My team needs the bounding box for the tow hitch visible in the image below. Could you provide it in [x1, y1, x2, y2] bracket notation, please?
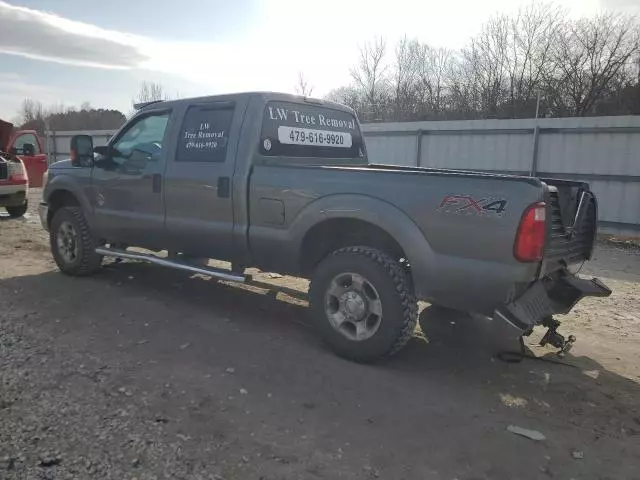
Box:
[539, 316, 576, 358]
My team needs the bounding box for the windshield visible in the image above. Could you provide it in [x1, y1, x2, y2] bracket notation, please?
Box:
[260, 101, 366, 161]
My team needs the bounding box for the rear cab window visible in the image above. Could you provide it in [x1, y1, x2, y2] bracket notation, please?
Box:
[260, 101, 366, 163]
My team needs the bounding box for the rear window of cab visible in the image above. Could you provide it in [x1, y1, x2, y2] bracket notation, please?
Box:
[260, 101, 365, 159]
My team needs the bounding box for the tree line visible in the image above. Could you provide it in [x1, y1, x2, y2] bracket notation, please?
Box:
[15, 81, 173, 136]
[17, 99, 126, 135]
[324, 3, 640, 122]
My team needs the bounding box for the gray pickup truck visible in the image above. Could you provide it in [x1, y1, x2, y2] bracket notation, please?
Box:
[39, 92, 611, 362]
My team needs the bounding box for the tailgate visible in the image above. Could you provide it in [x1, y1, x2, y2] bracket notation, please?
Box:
[542, 178, 597, 271]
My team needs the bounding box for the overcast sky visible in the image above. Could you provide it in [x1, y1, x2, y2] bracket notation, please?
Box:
[0, 0, 637, 121]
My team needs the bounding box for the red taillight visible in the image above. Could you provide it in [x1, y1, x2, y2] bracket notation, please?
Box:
[514, 202, 546, 262]
[7, 161, 28, 184]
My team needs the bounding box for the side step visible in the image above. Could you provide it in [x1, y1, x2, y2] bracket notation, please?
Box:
[95, 247, 246, 283]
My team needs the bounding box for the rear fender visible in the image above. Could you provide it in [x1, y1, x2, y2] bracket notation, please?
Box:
[289, 194, 436, 299]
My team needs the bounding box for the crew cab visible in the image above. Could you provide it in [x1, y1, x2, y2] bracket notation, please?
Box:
[38, 92, 611, 362]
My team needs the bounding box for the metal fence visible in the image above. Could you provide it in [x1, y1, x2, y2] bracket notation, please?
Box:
[363, 115, 640, 236]
[46, 115, 640, 236]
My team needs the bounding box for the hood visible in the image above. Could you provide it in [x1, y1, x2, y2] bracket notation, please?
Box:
[0, 118, 13, 151]
[49, 158, 74, 169]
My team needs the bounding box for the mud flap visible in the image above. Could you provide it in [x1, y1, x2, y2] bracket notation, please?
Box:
[495, 275, 612, 332]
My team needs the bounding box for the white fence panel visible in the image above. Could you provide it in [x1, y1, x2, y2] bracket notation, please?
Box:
[45, 129, 115, 164]
[362, 116, 640, 236]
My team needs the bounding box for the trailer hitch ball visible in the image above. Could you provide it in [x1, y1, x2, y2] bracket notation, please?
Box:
[540, 317, 576, 358]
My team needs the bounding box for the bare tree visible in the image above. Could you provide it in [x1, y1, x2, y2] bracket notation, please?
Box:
[295, 71, 314, 97]
[325, 86, 365, 117]
[548, 13, 639, 116]
[351, 37, 389, 121]
[463, 13, 511, 117]
[505, 2, 563, 117]
[416, 46, 455, 118]
[18, 99, 46, 134]
[134, 81, 169, 105]
[392, 37, 418, 119]
[336, 2, 640, 121]
[19, 99, 45, 124]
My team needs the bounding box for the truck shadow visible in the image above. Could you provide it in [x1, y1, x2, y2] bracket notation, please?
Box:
[2, 262, 639, 440]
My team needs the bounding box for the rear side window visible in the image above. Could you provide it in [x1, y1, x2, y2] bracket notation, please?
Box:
[177, 103, 235, 162]
[260, 101, 364, 159]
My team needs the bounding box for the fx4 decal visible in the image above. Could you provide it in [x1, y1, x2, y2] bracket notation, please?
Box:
[438, 195, 508, 217]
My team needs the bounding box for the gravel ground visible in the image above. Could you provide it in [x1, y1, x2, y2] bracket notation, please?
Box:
[0, 190, 639, 480]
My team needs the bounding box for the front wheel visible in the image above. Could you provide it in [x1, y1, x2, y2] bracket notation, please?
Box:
[6, 202, 28, 218]
[50, 207, 103, 276]
[308, 246, 418, 363]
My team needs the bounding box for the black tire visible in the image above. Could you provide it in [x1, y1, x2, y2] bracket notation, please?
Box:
[308, 246, 418, 363]
[6, 202, 28, 218]
[50, 207, 103, 276]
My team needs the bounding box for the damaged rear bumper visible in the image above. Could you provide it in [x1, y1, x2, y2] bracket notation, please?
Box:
[494, 273, 612, 331]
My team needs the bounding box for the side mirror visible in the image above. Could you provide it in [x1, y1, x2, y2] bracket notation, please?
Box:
[70, 135, 94, 167]
[22, 143, 35, 156]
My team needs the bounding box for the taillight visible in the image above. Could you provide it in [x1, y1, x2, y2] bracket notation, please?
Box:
[7, 161, 28, 184]
[514, 202, 546, 262]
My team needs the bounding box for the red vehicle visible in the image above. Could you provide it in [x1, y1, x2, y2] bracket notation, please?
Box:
[0, 118, 48, 188]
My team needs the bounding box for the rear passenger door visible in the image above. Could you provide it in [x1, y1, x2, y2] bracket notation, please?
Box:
[164, 99, 244, 260]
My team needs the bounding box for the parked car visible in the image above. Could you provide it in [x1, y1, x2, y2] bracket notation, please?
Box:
[37, 92, 611, 362]
[0, 118, 48, 188]
[0, 150, 29, 217]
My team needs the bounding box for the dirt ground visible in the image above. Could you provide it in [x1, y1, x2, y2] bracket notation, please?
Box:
[1, 190, 639, 480]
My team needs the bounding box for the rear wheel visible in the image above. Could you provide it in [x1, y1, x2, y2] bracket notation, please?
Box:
[309, 246, 418, 363]
[6, 202, 28, 218]
[50, 207, 103, 276]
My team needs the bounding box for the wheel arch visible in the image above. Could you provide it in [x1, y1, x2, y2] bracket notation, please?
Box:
[291, 194, 436, 296]
[44, 176, 91, 229]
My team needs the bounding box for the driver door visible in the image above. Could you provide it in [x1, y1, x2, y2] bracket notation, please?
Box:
[91, 109, 173, 248]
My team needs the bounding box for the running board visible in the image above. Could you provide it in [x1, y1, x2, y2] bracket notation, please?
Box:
[95, 247, 246, 283]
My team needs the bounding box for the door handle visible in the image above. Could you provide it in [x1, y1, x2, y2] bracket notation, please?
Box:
[152, 173, 162, 193]
[218, 177, 230, 198]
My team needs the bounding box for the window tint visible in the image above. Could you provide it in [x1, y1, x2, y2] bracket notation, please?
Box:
[14, 133, 40, 154]
[177, 104, 235, 163]
[260, 101, 364, 159]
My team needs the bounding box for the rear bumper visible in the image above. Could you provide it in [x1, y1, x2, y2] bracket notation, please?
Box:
[495, 273, 612, 331]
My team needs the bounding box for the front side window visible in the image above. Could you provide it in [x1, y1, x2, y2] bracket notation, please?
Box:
[14, 133, 40, 155]
[111, 112, 170, 168]
[260, 101, 365, 159]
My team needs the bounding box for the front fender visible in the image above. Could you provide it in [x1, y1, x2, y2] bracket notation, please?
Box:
[288, 194, 437, 300]
[43, 173, 93, 220]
